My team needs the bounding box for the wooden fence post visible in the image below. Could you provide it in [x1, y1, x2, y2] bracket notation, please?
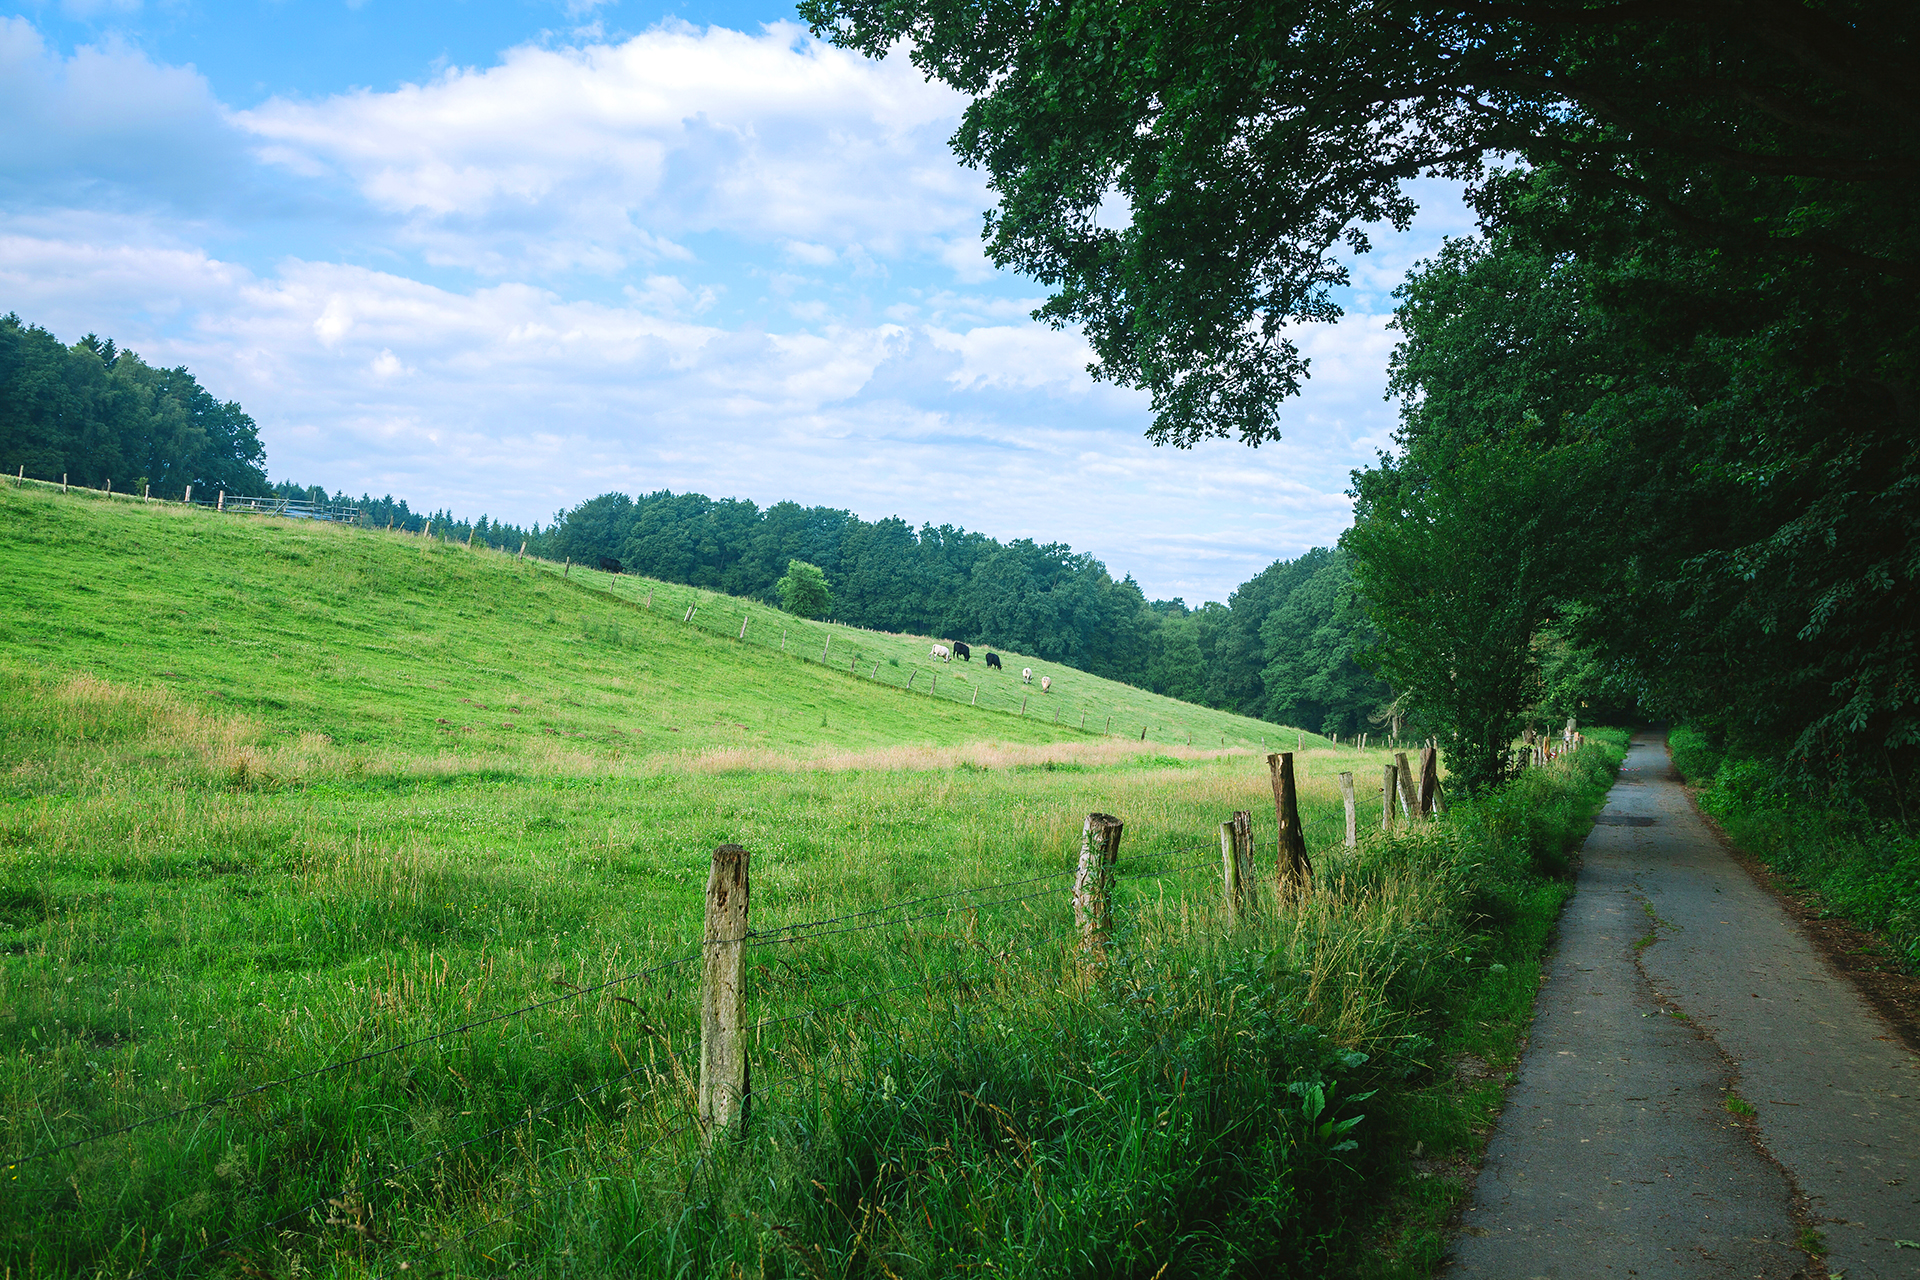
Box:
[930, 674, 938, 696]
[1394, 752, 1420, 820]
[821, 635, 831, 662]
[781, 629, 787, 651]
[1105, 715, 1111, 734]
[1381, 765, 1397, 831]
[183, 483, 192, 504]
[105, 478, 111, 497]
[1220, 810, 1256, 923]
[1140, 725, 1147, 741]
[643, 588, 652, 607]
[519, 540, 527, 558]
[971, 685, 979, 706]
[1020, 694, 1028, 714]
[1297, 732, 1303, 752]
[1339, 771, 1357, 848]
[850, 653, 859, 673]
[739, 615, 749, 640]
[1267, 753, 1314, 893]
[1079, 711, 1086, 730]
[684, 605, 696, 623]
[217, 491, 225, 511]
[62, 473, 68, 492]
[466, 529, 473, 547]
[700, 843, 750, 1140]
[143, 483, 149, 502]
[873, 659, 881, 679]
[1417, 746, 1440, 817]
[906, 670, 916, 690]
[1072, 813, 1124, 956]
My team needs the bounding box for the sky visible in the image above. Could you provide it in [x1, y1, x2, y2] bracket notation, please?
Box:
[1, 0, 1474, 605]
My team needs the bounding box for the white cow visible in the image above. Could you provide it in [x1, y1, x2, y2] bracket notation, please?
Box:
[930, 644, 951, 662]
[1022, 667, 1033, 683]
[1041, 675, 1052, 693]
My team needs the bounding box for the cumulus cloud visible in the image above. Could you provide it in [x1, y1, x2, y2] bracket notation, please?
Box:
[235, 23, 986, 279]
[0, 18, 242, 207]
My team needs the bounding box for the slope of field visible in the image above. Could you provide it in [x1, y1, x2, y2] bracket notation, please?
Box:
[0, 482, 1315, 768]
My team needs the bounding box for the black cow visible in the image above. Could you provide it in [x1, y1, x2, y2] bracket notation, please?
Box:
[598, 556, 623, 574]
[984, 652, 1002, 670]
[952, 641, 971, 661]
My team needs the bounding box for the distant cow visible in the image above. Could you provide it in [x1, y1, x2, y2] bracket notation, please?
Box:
[930, 643, 951, 662]
[1022, 667, 1033, 683]
[598, 556, 623, 574]
[985, 653, 1002, 670]
[1041, 675, 1052, 693]
[952, 641, 971, 661]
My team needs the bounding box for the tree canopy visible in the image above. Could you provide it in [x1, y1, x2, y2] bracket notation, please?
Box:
[1, 315, 268, 497]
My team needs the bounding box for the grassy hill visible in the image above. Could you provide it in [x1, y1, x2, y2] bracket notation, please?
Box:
[0, 480, 1316, 771]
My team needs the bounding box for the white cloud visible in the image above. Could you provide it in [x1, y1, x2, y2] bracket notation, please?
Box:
[0, 19, 240, 205]
[234, 22, 987, 279]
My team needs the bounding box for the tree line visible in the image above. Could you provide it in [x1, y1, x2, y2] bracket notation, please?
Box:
[1, 314, 268, 499]
[434, 487, 1397, 736]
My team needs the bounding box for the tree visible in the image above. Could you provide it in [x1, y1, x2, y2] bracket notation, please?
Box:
[1257, 549, 1391, 737]
[777, 559, 834, 620]
[801, 0, 1914, 448]
[1345, 436, 1591, 794]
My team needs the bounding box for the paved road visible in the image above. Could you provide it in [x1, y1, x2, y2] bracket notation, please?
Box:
[1449, 733, 1920, 1279]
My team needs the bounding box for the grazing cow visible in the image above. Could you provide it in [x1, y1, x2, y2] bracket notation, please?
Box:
[1041, 675, 1052, 693]
[1022, 667, 1033, 683]
[952, 641, 971, 661]
[598, 556, 623, 574]
[930, 643, 951, 662]
[985, 652, 1002, 670]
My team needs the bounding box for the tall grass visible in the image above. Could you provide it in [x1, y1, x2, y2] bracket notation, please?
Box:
[0, 665, 1624, 1277]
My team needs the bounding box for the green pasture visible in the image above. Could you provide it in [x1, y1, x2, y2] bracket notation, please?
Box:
[0, 481, 1623, 1278]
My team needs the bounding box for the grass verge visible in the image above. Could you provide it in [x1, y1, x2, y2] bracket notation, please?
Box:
[1670, 726, 1920, 972]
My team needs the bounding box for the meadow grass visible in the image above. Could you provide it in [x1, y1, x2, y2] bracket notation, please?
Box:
[0, 483, 1627, 1277]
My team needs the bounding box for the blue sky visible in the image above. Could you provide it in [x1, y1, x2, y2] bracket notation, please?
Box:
[1, 0, 1472, 604]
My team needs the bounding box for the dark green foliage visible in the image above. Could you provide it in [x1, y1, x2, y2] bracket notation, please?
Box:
[1, 314, 267, 496]
[1256, 548, 1391, 737]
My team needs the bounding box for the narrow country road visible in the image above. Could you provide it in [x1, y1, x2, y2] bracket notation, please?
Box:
[1448, 732, 1920, 1279]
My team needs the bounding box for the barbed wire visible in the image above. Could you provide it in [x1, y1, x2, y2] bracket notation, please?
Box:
[9, 950, 700, 1169]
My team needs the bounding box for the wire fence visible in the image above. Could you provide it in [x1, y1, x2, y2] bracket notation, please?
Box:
[17, 814, 1253, 1277]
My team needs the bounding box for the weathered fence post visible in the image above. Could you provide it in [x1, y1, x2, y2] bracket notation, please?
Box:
[739, 615, 748, 640]
[1104, 715, 1111, 733]
[466, 528, 473, 547]
[561, 555, 567, 575]
[971, 685, 979, 706]
[1020, 694, 1028, 714]
[821, 635, 831, 662]
[1219, 810, 1256, 922]
[684, 604, 696, 623]
[1381, 765, 1397, 830]
[217, 491, 225, 511]
[1339, 771, 1357, 848]
[872, 659, 880, 678]
[1417, 746, 1440, 817]
[906, 670, 916, 690]
[700, 843, 750, 1140]
[1139, 725, 1147, 741]
[183, 483, 192, 505]
[519, 540, 527, 558]
[1079, 711, 1086, 730]
[61, 473, 68, 492]
[1072, 813, 1124, 956]
[1267, 753, 1314, 893]
[1297, 732, 1303, 752]
[1394, 752, 1420, 820]
[143, 483, 149, 502]
[105, 478, 111, 497]
[781, 629, 787, 651]
[930, 673, 938, 696]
